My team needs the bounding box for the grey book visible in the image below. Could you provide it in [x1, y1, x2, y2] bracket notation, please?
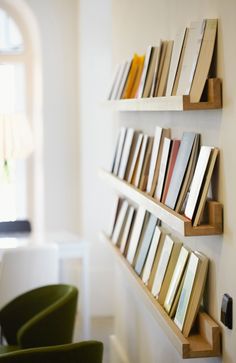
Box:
[165, 132, 196, 210]
[134, 214, 158, 276]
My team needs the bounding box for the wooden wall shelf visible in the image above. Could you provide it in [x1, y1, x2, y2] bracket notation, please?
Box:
[99, 169, 223, 237]
[101, 233, 221, 359]
[104, 78, 222, 112]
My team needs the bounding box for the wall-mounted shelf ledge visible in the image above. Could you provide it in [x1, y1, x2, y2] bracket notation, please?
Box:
[101, 233, 221, 359]
[103, 78, 222, 111]
[99, 169, 223, 237]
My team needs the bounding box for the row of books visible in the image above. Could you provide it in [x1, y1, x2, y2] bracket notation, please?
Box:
[107, 197, 208, 337]
[107, 19, 217, 103]
[110, 126, 219, 226]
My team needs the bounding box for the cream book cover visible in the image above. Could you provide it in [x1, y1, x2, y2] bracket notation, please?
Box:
[151, 234, 174, 297]
[132, 134, 149, 187]
[174, 252, 199, 331]
[164, 246, 190, 313]
[176, 20, 206, 96]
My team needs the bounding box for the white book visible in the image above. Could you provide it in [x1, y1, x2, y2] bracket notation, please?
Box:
[166, 28, 187, 96]
[119, 206, 136, 254]
[164, 246, 189, 313]
[174, 252, 199, 331]
[184, 146, 212, 220]
[111, 200, 129, 245]
[142, 226, 162, 285]
[146, 127, 163, 193]
[133, 134, 149, 187]
[126, 207, 146, 265]
[176, 20, 206, 96]
[113, 127, 127, 176]
[127, 133, 144, 183]
[154, 137, 172, 200]
[118, 128, 135, 179]
[107, 195, 122, 238]
[136, 45, 153, 98]
[116, 59, 132, 100]
[110, 62, 125, 100]
[151, 234, 174, 297]
[107, 63, 121, 100]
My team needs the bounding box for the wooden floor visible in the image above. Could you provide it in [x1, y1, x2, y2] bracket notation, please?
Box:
[74, 315, 114, 363]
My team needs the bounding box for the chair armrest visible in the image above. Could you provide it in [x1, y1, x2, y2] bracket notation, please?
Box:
[17, 288, 78, 348]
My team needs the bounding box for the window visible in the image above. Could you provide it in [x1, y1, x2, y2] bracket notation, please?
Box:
[0, 8, 30, 223]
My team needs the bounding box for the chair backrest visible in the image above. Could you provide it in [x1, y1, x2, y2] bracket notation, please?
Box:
[0, 284, 78, 348]
[0, 244, 59, 309]
[0, 341, 103, 363]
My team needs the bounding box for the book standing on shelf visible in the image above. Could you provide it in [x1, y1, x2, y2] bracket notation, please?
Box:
[119, 205, 136, 255]
[132, 134, 149, 187]
[165, 132, 197, 210]
[112, 127, 127, 175]
[118, 128, 135, 179]
[176, 20, 206, 96]
[163, 246, 190, 314]
[154, 137, 172, 201]
[126, 133, 144, 183]
[156, 40, 174, 97]
[142, 226, 162, 285]
[184, 145, 215, 221]
[151, 234, 175, 297]
[142, 46, 160, 98]
[166, 28, 187, 96]
[126, 207, 147, 265]
[111, 199, 129, 245]
[134, 214, 158, 275]
[190, 19, 218, 103]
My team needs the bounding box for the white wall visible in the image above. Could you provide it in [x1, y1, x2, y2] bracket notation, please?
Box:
[109, 0, 236, 362]
[25, 0, 79, 234]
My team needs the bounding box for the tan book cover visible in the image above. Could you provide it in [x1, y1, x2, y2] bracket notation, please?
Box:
[150, 44, 162, 97]
[190, 19, 218, 103]
[142, 46, 159, 98]
[154, 41, 168, 97]
[156, 40, 174, 97]
[126, 133, 144, 183]
[193, 147, 219, 226]
[158, 240, 182, 305]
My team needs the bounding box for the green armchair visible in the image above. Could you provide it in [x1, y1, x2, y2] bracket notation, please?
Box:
[0, 341, 103, 363]
[0, 284, 78, 353]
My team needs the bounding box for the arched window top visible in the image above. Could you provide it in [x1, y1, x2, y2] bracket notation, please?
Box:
[0, 8, 23, 53]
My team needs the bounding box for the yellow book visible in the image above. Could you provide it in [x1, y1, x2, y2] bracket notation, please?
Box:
[122, 54, 140, 99]
[130, 55, 145, 98]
